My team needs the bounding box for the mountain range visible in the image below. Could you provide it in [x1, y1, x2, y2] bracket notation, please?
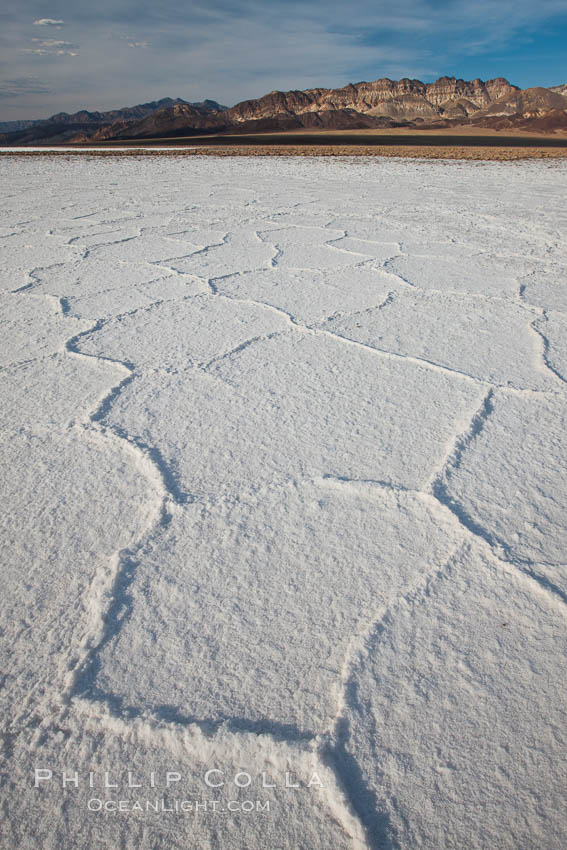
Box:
[0, 98, 227, 144]
[1, 77, 566, 144]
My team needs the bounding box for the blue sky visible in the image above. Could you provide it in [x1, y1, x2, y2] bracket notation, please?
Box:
[1, 0, 566, 120]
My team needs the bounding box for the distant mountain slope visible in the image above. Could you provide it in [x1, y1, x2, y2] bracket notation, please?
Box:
[0, 119, 45, 133]
[97, 76, 567, 140]
[90, 104, 415, 141]
[85, 76, 524, 141]
[0, 98, 226, 145]
[473, 87, 567, 117]
[226, 77, 518, 124]
[470, 108, 567, 133]
[90, 102, 229, 140]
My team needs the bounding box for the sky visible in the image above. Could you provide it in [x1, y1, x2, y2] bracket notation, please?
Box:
[1, 0, 567, 121]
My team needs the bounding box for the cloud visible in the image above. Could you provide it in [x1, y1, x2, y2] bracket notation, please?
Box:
[21, 49, 77, 56]
[107, 32, 150, 48]
[31, 39, 76, 47]
[0, 77, 51, 98]
[23, 38, 78, 56]
[33, 19, 64, 26]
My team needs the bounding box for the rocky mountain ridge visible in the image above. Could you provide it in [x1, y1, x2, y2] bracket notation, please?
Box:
[227, 77, 519, 123]
[0, 98, 226, 145]
[2, 77, 566, 144]
[0, 119, 45, 134]
[89, 77, 567, 140]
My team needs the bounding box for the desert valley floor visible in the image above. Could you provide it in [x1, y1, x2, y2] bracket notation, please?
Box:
[0, 154, 566, 849]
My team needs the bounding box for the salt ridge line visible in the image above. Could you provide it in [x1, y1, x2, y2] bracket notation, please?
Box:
[4, 161, 567, 848]
[42, 217, 473, 849]
[203, 287, 567, 396]
[67, 243, 567, 848]
[64, 233, 387, 848]
[9, 222, 376, 849]
[25, 217, 567, 708]
[531, 312, 567, 383]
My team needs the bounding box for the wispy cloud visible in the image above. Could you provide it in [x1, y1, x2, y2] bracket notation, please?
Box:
[33, 18, 65, 27]
[23, 38, 78, 56]
[22, 48, 77, 56]
[0, 77, 51, 98]
[31, 39, 74, 46]
[110, 32, 150, 48]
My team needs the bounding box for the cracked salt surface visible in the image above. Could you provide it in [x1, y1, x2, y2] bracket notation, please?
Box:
[326, 288, 559, 390]
[1, 155, 566, 850]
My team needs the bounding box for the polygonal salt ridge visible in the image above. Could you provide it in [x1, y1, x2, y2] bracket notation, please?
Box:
[91, 480, 464, 735]
[536, 311, 567, 383]
[61, 225, 144, 250]
[255, 225, 379, 270]
[323, 216, 417, 243]
[142, 225, 228, 249]
[50, 209, 155, 229]
[329, 229, 507, 261]
[104, 212, 207, 231]
[0, 293, 90, 366]
[0, 268, 39, 295]
[6, 706, 366, 850]
[325, 288, 560, 391]
[259, 210, 342, 229]
[99, 328, 484, 502]
[0, 353, 126, 431]
[441, 390, 567, 570]
[395, 239, 480, 257]
[384, 251, 535, 297]
[0, 229, 79, 278]
[379, 197, 557, 245]
[0, 427, 161, 719]
[161, 228, 278, 278]
[519, 263, 567, 313]
[0, 228, 64, 245]
[64, 274, 205, 321]
[318, 235, 401, 264]
[342, 540, 567, 850]
[74, 292, 291, 370]
[22, 256, 177, 298]
[47, 219, 141, 238]
[87, 231, 213, 264]
[211, 266, 398, 325]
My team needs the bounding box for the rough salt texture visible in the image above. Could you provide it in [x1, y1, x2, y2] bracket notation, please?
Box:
[1, 154, 566, 850]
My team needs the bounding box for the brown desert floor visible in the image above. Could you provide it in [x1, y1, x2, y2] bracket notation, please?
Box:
[2, 144, 567, 160]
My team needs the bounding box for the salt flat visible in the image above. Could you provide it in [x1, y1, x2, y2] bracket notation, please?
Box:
[0, 154, 566, 850]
